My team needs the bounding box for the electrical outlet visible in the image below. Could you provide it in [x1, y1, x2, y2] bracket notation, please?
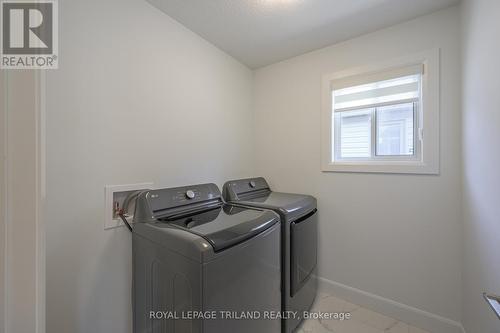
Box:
[104, 183, 153, 230]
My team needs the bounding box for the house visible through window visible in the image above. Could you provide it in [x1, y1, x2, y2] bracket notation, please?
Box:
[332, 67, 422, 162]
[376, 103, 414, 156]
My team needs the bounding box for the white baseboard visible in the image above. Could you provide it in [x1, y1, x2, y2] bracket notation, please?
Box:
[316, 276, 465, 333]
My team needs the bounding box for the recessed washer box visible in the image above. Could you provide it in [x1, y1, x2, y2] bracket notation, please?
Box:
[104, 183, 153, 230]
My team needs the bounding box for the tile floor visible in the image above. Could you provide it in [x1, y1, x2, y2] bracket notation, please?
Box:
[296, 292, 431, 333]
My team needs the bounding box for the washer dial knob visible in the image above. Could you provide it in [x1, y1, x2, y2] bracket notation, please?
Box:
[249, 181, 256, 188]
[185, 190, 195, 199]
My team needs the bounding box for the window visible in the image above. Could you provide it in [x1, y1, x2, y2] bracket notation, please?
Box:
[321, 50, 440, 174]
[333, 72, 420, 161]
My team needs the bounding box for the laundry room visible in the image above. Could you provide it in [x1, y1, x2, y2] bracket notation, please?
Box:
[1, 1, 499, 333]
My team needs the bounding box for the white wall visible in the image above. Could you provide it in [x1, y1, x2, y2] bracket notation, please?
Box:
[45, 0, 254, 332]
[254, 6, 462, 324]
[461, 1, 500, 332]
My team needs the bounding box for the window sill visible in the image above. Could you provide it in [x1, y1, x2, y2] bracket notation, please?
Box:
[322, 161, 439, 175]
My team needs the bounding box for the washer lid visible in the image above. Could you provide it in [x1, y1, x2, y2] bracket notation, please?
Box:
[160, 204, 278, 252]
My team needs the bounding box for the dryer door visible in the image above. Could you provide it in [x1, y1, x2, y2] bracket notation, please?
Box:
[290, 209, 318, 297]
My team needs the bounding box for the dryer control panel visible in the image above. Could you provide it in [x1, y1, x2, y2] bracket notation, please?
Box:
[222, 177, 270, 201]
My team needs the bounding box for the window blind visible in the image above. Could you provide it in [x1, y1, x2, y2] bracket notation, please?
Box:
[332, 64, 422, 111]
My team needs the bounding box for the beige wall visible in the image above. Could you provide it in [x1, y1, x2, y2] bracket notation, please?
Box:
[254, 6, 462, 323]
[45, 0, 254, 332]
[462, 1, 500, 332]
[1, 70, 45, 333]
[0, 69, 4, 333]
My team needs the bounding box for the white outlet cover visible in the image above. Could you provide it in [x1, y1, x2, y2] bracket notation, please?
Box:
[104, 182, 153, 230]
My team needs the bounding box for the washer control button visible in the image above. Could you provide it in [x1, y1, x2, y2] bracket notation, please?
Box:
[249, 181, 256, 188]
[185, 190, 195, 199]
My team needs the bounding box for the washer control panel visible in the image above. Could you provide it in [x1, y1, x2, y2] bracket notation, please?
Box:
[144, 183, 222, 215]
[172, 188, 201, 202]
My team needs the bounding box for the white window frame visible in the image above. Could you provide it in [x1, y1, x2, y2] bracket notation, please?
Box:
[321, 49, 440, 174]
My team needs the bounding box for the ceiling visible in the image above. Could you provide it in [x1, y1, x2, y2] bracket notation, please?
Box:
[146, 0, 460, 69]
